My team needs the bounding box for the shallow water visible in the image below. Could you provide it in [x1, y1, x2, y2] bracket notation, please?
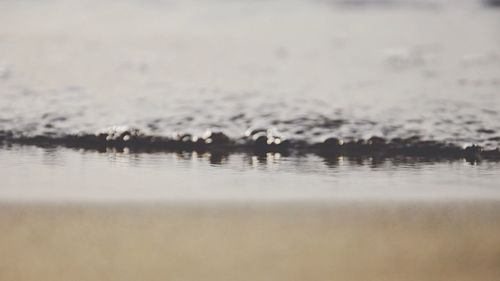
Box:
[1, 145, 500, 202]
[0, 0, 499, 225]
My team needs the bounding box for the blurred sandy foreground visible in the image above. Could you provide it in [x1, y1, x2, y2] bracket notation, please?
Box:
[0, 201, 499, 281]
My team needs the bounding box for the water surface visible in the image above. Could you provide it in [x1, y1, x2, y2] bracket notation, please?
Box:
[1, 145, 499, 202]
[1, 0, 499, 148]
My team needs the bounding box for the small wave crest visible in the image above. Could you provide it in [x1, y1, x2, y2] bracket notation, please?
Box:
[1, 126, 499, 162]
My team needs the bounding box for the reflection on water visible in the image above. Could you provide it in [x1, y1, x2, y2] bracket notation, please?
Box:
[1, 145, 500, 202]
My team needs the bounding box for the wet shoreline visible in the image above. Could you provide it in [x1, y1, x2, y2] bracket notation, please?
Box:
[2, 128, 499, 162]
[1, 201, 500, 281]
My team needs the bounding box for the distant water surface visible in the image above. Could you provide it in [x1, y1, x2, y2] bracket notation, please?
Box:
[0, 0, 499, 148]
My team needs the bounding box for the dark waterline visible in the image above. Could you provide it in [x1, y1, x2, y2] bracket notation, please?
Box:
[2, 127, 499, 163]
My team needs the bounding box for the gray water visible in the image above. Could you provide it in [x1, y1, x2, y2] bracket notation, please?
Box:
[2, 145, 500, 202]
[1, 0, 500, 201]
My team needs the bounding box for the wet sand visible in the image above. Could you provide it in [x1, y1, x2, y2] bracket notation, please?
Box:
[1, 201, 499, 281]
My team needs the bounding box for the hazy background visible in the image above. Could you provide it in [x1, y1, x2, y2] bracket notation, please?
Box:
[1, 0, 499, 147]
